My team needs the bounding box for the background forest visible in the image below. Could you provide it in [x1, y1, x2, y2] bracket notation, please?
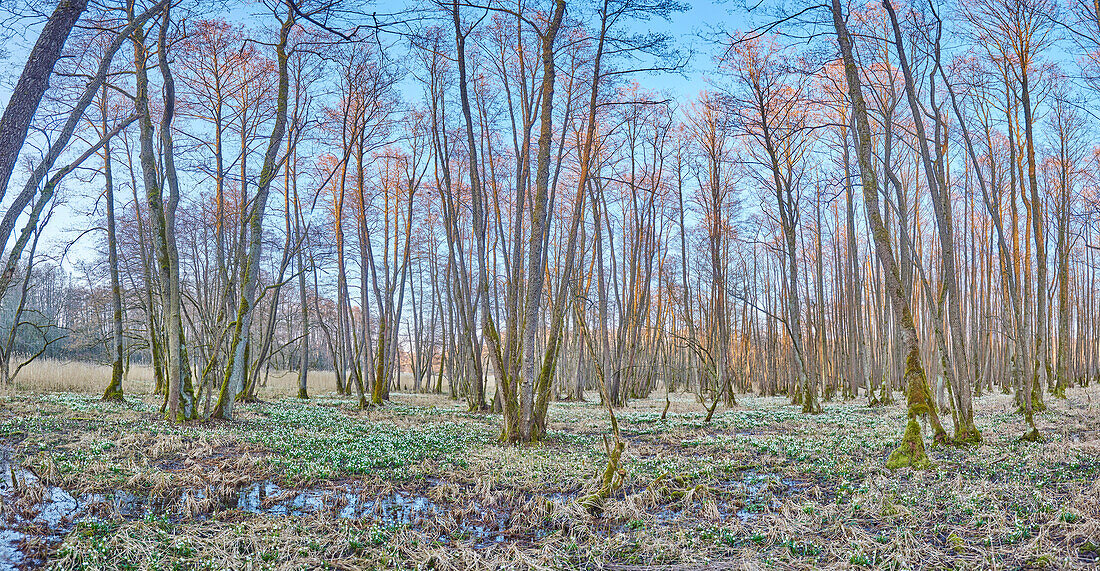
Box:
[0, 0, 1098, 567]
[1, 0, 1096, 442]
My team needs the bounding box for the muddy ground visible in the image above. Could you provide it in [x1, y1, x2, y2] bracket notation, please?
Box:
[1, 387, 1099, 570]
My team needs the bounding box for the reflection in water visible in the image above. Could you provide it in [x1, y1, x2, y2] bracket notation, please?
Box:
[1, 445, 86, 570]
[0, 446, 516, 568]
[1, 444, 806, 568]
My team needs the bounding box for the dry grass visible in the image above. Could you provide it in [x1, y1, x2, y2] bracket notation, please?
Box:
[3, 358, 343, 399]
[3, 358, 498, 405]
[1, 377, 1099, 569]
[5, 359, 156, 395]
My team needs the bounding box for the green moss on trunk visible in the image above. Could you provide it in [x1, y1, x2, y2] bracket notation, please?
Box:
[952, 422, 983, 446]
[578, 438, 625, 516]
[886, 419, 930, 470]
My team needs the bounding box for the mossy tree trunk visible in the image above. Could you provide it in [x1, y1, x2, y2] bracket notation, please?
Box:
[215, 0, 294, 420]
[452, 0, 569, 443]
[156, 5, 196, 422]
[1051, 97, 1077, 399]
[132, 3, 195, 422]
[883, 0, 980, 444]
[830, 0, 945, 467]
[102, 85, 124, 402]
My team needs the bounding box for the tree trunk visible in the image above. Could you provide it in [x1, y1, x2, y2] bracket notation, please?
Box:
[215, 1, 294, 419]
[0, 0, 88, 204]
[830, 0, 945, 469]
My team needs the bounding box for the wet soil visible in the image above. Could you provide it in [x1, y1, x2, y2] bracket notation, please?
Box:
[0, 443, 815, 569]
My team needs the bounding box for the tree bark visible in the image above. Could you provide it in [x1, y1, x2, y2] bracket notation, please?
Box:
[830, 0, 945, 468]
[0, 0, 88, 204]
[215, 0, 294, 419]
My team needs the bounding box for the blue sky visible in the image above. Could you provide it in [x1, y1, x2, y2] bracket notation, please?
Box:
[0, 0, 752, 271]
[0, 0, 746, 117]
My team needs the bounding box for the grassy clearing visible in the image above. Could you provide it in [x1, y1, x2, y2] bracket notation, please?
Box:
[2, 359, 347, 399]
[1, 384, 1098, 570]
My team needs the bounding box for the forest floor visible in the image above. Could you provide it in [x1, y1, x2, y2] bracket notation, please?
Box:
[0, 384, 1099, 570]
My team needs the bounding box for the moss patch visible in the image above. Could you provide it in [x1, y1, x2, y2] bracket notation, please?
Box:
[886, 419, 931, 470]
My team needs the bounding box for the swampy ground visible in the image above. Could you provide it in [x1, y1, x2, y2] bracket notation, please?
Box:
[1, 386, 1099, 570]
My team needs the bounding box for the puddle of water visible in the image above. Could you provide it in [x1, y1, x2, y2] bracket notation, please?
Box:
[547, 491, 576, 504]
[0, 529, 25, 570]
[233, 481, 516, 548]
[1, 446, 94, 570]
[645, 471, 806, 526]
[0, 443, 579, 565]
[1, 446, 25, 570]
[728, 472, 805, 522]
[234, 481, 446, 526]
[367, 491, 441, 525]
